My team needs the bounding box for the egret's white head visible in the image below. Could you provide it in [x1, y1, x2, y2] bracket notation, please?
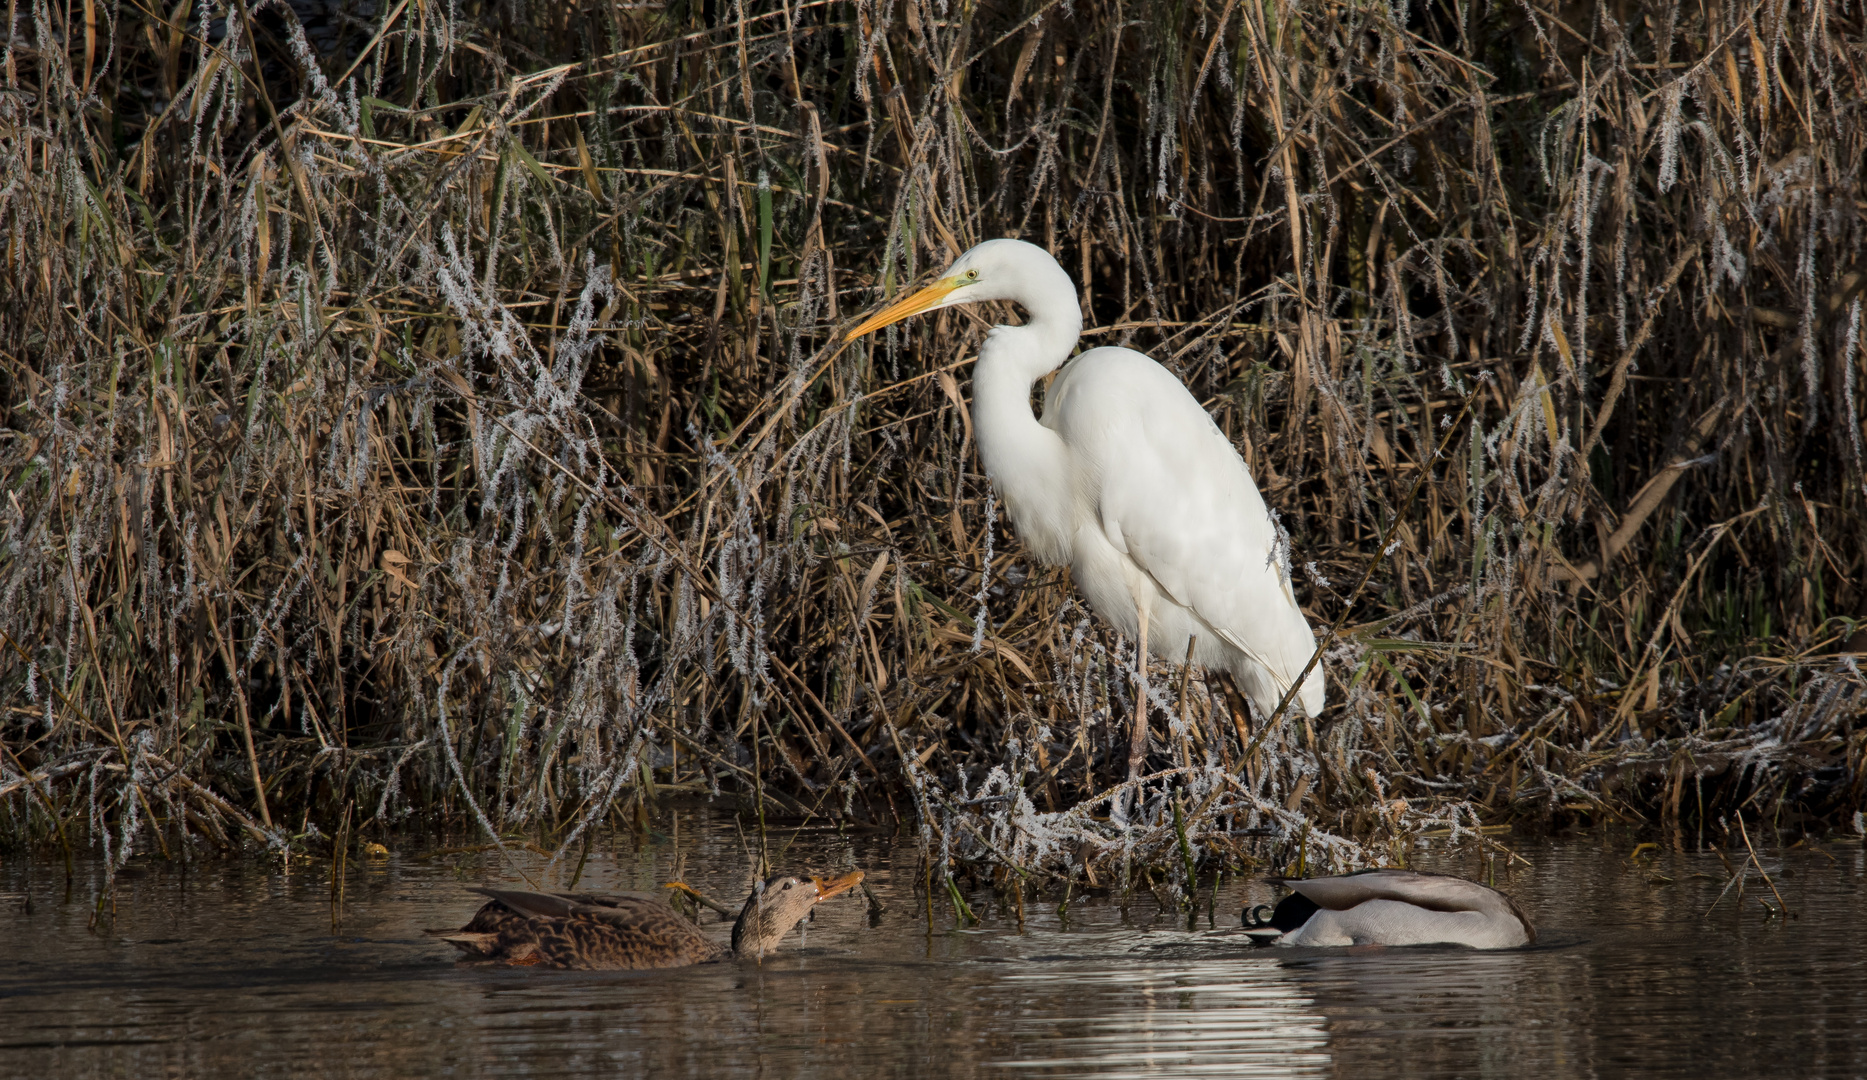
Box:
[846, 239, 1077, 342]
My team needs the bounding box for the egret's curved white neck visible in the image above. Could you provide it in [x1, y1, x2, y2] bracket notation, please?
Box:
[964, 272, 1083, 562]
[978, 270, 1083, 380]
[970, 263, 1083, 397]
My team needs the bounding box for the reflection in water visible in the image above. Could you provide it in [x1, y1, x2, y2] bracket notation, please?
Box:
[2, 819, 1864, 1079]
[1274, 947, 1539, 1079]
[991, 964, 1329, 1076]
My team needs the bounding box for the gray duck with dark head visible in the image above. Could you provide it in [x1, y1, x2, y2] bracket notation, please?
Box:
[1243, 869, 1535, 949]
[429, 871, 865, 970]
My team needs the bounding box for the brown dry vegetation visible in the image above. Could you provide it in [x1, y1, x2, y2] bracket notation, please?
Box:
[1, 0, 1864, 888]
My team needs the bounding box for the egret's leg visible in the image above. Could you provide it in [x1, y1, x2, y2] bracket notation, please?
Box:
[1127, 601, 1150, 784]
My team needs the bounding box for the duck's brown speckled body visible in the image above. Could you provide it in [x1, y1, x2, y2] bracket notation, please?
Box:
[428, 872, 864, 971]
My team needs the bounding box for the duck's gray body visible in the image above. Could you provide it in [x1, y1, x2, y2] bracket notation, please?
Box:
[1246, 869, 1534, 949]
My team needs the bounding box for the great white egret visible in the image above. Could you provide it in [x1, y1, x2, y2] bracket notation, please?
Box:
[847, 239, 1325, 781]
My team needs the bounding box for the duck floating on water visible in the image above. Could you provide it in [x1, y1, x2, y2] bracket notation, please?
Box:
[1243, 869, 1534, 949]
[429, 871, 865, 970]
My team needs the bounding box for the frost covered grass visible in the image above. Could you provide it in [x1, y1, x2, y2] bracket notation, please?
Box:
[1, 0, 1863, 892]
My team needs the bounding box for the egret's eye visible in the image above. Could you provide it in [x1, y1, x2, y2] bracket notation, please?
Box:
[964, 269, 980, 280]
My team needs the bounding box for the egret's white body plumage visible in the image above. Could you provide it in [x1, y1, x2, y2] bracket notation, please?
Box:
[1246, 870, 1536, 949]
[851, 239, 1324, 719]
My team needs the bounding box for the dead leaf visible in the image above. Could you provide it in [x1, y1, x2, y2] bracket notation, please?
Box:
[380, 549, 416, 592]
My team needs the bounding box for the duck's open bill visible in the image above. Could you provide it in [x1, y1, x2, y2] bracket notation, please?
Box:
[812, 870, 865, 901]
[845, 280, 962, 340]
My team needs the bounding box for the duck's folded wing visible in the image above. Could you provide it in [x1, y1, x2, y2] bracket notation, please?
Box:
[1272, 871, 1499, 914]
[464, 887, 722, 968]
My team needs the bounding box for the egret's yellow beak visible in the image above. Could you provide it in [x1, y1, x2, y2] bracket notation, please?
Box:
[810, 870, 866, 902]
[845, 278, 964, 341]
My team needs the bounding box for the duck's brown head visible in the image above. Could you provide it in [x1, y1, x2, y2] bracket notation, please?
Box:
[730, 871, 865, 959]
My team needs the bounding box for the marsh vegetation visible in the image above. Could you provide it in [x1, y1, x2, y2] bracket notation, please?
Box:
[1, 0, 1863, 891]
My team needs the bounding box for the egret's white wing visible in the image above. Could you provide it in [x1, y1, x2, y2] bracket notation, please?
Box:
[1046, 347, 1324, 716]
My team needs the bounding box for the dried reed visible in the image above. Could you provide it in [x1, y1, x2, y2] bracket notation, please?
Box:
[1, 0, 1862, 890]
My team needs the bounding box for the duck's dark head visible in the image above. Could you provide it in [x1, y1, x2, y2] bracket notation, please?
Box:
[730, 871, 865, 959]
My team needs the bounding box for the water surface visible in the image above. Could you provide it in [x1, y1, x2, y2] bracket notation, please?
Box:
[4, 812, 1864, 1078]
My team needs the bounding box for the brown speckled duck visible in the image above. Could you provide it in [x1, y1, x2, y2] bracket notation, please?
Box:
[428, 871, 865, 970]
